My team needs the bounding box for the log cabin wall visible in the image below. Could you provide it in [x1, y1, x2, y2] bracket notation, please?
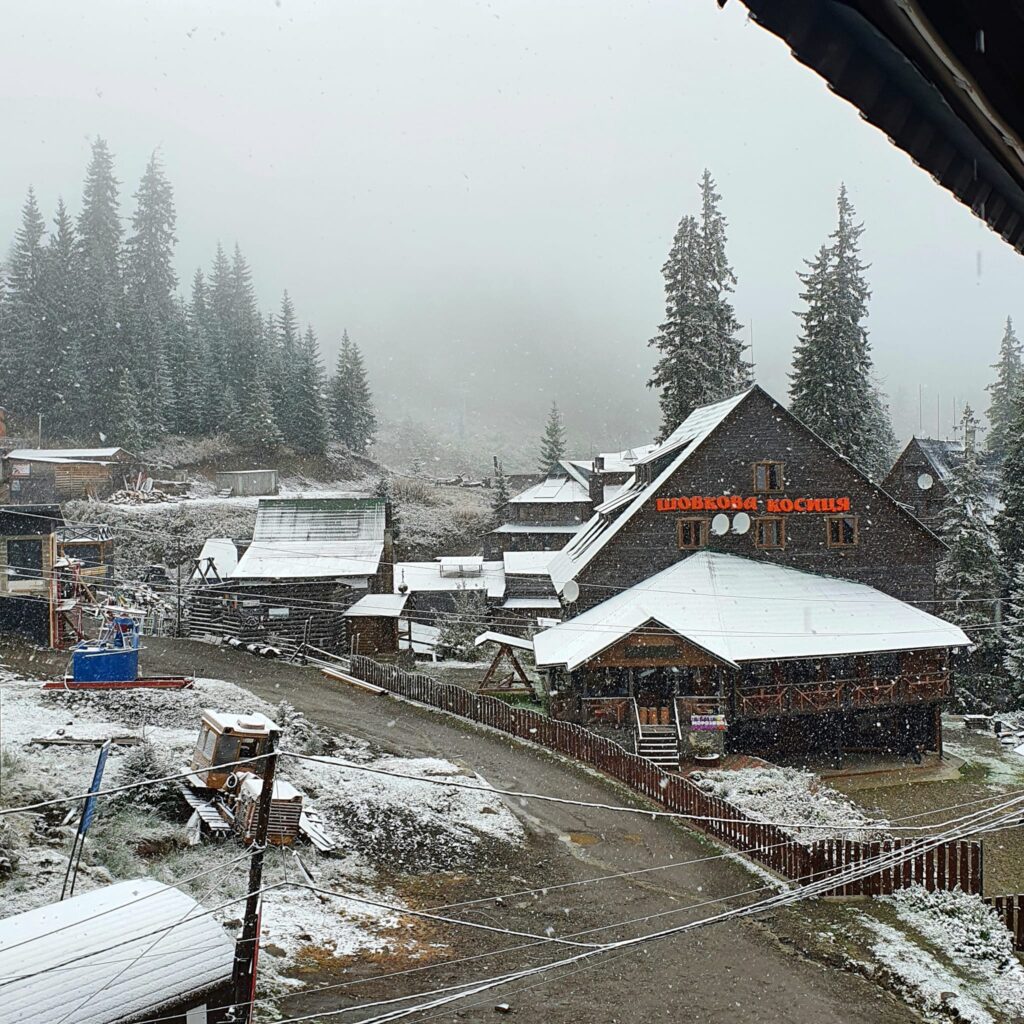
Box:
[573, 390, 943, 612]
[348, 615, 400, 658]
[882, 439, 952, 531]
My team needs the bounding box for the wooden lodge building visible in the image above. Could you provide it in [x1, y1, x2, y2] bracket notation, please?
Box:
[188, 496, 394, 652]
[1, 447, 135, 503]
[534, 386, 970, 762]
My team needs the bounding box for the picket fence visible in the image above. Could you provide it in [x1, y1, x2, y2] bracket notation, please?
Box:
[984, 894, 1024, 952]
[348, 656, 983, 897]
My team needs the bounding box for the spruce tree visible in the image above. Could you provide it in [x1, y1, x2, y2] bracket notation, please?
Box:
[3, 189, 49, 421]
[204, 244, 234, 433]
[110, 367, 145, 453]
[996, 389, 1024, 579]
[986, 316, 1022, 463]
[41, 199, 83, 437]
[938, 405, 1004, 709]
[538, 401, 566, 472]
[272, 291, 301, 437]
[76, 138, 125, 434]
[789, 185, 895, 479]
[647, 171, 750, 438]
[330, 331, 377, 453]
[491, 457, 510, 527]
[1001, 564, 1024, 706]
[288, 325, 330, 455]
[124, 153, 178, 439]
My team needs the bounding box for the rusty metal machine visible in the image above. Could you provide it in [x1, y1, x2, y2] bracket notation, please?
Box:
[180, 710, 334, 850]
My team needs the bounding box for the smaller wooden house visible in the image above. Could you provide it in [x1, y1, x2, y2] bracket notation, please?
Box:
[2, 447, 134, 503]
[0, 878, 235, 1024]
[56, 524, 115, 581]
[344, 592, 409, 658]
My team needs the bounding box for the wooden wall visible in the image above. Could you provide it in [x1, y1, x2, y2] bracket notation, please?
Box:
[574, 390, 944, 612]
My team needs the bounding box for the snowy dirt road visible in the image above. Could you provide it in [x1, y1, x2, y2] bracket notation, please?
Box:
[129, 639, 921, 1024]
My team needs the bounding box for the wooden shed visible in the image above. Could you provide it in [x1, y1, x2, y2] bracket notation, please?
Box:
[2, 447, 134, 503]
[345, 592, 409, 658]
[215, 468, 279, 497]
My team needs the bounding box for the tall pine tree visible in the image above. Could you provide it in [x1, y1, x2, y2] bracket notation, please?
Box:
[985, 316, 1022, 463]
[124, 152, 178, 440]
[938, 405, 1005, 709]
[789, 184, 895, 480]
[288, 325, 330, 455]
[996, 388, 1024, 580]
[538, 401, 566, 472]
[2, 189, 49, 423]
[648, 171, 750, 438]
[491, 457, 510, 528]
[329, 331, 376, 453]
[272, 291, 301, 438]
[41, 199, 83, 437]
[76, 138, 125, 436]
[1001, 563, 1024, 706]
[110, 366, 144, 453]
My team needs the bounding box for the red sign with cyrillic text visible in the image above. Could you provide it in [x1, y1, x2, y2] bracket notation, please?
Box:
[655, 495, 851, 514]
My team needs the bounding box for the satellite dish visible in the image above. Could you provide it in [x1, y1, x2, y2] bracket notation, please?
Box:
[561, 579, 580, 603]
[918, 473, 934, 491]
[732, 512, 751, 535]
[711, 513, 730, 536]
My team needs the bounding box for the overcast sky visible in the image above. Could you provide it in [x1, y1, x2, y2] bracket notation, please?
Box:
[3, 0, 1022, 457]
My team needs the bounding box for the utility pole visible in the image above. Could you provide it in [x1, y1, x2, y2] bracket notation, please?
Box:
[230, 729, 279, 1023]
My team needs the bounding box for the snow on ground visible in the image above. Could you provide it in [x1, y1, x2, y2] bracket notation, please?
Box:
[857, 886, 1024, 1024]
[689, 766, 890, 843]
[0, 657, 524, 998]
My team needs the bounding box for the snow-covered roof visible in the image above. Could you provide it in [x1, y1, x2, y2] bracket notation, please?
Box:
[474, 630, 534, 650]
[534, 552, 971, 672]
[394, 560, 506, 599]
[549, 390, 750, 591]
[509, 476, 591, 505]
[502, 550, 556, 575]
[492, 523, 583, 535]
[597, 444, 657, 474]
[202, 709, 279, 735]
[231, 497, 385, 580]
[344, 593, 409, 617]
[5, 447, 128, 461]
[400, 620, 441, 654]
[0, 879, 233, 1024]
[914, 438, 965, 483]
[502, 597, 562, 609]
[192, 537, 238, 581]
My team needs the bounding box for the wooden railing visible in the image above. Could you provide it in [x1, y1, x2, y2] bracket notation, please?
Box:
[737, 674, 950, 719]
[347, 656, 981, 898]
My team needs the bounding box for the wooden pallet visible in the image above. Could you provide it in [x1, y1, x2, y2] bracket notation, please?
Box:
[42, 676, 194, 691]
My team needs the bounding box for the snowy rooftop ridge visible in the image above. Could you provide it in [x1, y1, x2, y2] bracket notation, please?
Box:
[5, 447, 128, 461]
[549, 389, 751, 591]
[0, 878, 233, 1024]
[231, 496, 386, 580]
[534, 551, 971, 671]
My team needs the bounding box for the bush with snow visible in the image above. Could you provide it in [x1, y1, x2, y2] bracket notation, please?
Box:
[689, 766, 889, 843]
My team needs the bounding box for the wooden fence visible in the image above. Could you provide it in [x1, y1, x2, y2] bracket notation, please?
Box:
[984, 894, 1024, 951]
[348, 656, 983, 897]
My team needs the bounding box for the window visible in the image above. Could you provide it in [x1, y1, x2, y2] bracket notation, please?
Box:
[754, 517, 785, 549]
[752, 461, 784, 492]
[826, 515, 859, 547]
[676, 518, 707, 549]
[6, 538, 43, 577]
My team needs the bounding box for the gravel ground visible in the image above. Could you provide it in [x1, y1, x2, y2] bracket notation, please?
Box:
[121, 638, 926, 1024]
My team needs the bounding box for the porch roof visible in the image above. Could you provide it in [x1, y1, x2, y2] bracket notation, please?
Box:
[533, 552, 970, 672]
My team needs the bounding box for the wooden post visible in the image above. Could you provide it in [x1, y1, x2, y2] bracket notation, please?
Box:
[230, 729, 279, 1022]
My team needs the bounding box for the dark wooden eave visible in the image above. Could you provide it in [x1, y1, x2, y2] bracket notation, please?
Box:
[729, 0, 1024, 256]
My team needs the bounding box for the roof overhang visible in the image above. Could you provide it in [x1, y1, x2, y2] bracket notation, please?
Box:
[732, 0, 1024, 255]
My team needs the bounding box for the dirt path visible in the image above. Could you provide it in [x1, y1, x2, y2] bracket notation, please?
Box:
[142, 639, 917, 1024]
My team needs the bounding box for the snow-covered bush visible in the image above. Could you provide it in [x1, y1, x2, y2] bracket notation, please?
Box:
[689, 766, 888, 843]
[275, 700, 327, 755]
[437, 587, 489, 662]
[0, 818, 21, 880]
[114, 740, 184, 818]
